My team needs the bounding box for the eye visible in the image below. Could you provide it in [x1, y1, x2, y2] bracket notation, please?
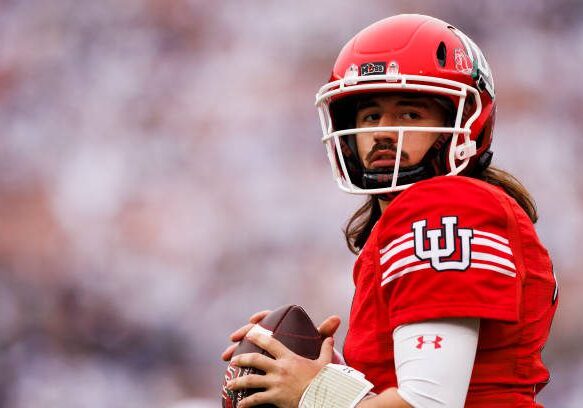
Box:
[363, 113, 381, 122]
[401, 112, 421, 120]
[356, 110, 381, 127]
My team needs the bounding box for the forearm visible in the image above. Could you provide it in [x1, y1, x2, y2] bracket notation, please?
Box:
[357, 318, 479, 408]
[357, 388, 412, 408]
[299, 318, 478, 408]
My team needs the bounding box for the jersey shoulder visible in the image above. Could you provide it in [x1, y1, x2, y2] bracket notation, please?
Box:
[386, 175, 511, 217]
[375, 176, 525, 328]
[376, 175, 517, 236]
[374, 175, 522, 279]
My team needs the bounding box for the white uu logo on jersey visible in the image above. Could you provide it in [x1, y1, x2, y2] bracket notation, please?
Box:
[412, 216, 473, 271]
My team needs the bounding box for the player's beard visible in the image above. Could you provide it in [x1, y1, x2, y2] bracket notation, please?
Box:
[360, 139, 433, 191]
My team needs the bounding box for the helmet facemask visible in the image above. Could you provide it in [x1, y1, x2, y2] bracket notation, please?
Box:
[316, 74, 483, 195]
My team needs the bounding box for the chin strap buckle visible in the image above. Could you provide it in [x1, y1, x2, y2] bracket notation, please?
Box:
[455, 141, 477, 161]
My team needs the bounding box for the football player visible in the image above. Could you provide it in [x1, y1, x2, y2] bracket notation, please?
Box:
[222, 14, 557, 408]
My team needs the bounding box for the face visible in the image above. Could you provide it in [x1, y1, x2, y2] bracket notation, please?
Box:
[354, 94, 449, 169]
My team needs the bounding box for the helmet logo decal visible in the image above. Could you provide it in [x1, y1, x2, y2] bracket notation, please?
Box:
[450, 27, 495, 98]
[454, 48, 473, 75]
[360, 62, 386, 76]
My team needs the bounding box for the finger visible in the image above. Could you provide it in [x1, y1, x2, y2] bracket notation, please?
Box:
[230, 323, 255, 342]
[229, 311, 271, 342]
[317, 315, 341, 337]
[249, 310, 271, 324]
[226, 373, 269, 391]
[238, 390, 277, 408]
[246, 332, 290, 359]
[221, 343, 239, 361]
[317, 336, 335, 364]
[232, 352, 277, 373]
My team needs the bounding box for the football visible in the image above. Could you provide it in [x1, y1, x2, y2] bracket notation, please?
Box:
[221, 304, 324, 408]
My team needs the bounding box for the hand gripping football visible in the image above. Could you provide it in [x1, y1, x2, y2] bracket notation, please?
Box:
[221, 304, 325, 408]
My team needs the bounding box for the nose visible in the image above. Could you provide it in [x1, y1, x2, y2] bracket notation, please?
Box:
[372, 113, 398, 143]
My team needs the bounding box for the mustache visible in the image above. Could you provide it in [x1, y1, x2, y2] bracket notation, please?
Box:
[365, 141, 409, 163]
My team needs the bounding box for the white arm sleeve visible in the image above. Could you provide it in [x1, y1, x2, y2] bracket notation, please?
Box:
[393, 318, 480, 408]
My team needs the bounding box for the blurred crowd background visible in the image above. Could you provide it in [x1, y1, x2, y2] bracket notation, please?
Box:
[1, 0, 582, 407]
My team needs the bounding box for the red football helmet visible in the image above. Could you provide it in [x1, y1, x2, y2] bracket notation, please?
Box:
[315, 14, 496, 194]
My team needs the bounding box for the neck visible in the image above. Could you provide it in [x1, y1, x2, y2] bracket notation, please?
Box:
[377, 190, 402, 213]
[379, 193, 399, 212]
[379, 198, 389, 213]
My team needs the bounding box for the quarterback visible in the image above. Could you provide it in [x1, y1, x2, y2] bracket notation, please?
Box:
[222, 14, 557, 408]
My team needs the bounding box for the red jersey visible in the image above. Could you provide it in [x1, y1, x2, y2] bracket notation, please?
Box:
[343, 176, 557, 407]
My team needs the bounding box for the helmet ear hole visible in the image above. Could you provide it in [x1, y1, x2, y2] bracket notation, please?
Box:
[462, 93, 477, 122]
[330, 95, 361, 130]
[436, 42, 447, 67]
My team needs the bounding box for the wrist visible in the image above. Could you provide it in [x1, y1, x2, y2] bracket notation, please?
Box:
[299, 364, 373, 408]
[354, 392, 377, 407]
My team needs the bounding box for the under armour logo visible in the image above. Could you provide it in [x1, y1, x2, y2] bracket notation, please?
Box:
[412, 216, 473, 271]
[416, 335, 443, 349]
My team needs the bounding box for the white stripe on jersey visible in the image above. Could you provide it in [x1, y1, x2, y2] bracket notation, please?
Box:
[471, 263, 517, 278]
[382, 254, 420, 279]
[471, 237, 512, 255]
[380, 239, 414, 265]
[380, 232, 414, 255]
[381, 263, 431, 286]
[380, 261, 516, 287]
[471, 252, 516, 270]
[473, 229, 509, 245]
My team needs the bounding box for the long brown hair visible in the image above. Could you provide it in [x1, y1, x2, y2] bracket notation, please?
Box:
[344, 166, 538, 254]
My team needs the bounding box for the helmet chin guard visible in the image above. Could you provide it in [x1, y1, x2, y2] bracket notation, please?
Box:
[315, 14, 495, 195]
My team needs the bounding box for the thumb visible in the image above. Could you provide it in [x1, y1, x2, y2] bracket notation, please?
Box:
[318, 337, 335, 364]
[318, 315, 341, 338]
